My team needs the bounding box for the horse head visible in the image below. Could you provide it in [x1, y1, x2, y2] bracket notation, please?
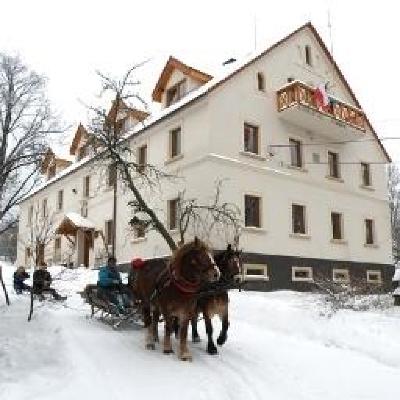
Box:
[215, 244, 242, 284]
[172, 237, 220, 286]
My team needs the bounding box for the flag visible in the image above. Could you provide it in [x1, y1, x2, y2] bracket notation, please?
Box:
[314, 83, 330, 110]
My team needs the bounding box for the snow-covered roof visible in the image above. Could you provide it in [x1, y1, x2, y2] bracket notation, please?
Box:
[20, 22, 390, 203]
[64, 212, 95, 230]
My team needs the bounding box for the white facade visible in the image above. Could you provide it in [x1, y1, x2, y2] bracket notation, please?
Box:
[17, 24, 392, 276]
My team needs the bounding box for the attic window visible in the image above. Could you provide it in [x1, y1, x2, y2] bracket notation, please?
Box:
[305, 45, 312, 66]
[257, 72, 265, 91]
[48, 163, 56, 179]
[166, 79, 186, 107]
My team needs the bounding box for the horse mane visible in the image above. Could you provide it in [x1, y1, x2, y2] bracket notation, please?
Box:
[170, 238, 210, 274]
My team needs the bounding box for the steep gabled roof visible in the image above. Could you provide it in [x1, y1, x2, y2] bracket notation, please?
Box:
[106, 99, 149, 124]
[69, 123, 88, 155]
[21, 22, 391, 203]
[41, 148, 72, 173]
[152, 56, 213, 102]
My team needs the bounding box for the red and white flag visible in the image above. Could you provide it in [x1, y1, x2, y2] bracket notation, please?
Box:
[314, 84, 330, 109]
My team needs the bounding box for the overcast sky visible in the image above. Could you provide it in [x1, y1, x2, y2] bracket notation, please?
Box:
[0, 0, 399, 159]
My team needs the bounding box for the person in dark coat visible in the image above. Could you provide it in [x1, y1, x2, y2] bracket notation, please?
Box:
[33, 263, 66, 301]
[13, 266, 31, 294]
[97, 256, 131, 314]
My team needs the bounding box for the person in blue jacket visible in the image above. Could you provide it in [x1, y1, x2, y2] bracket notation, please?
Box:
[97, 256, 130, 315]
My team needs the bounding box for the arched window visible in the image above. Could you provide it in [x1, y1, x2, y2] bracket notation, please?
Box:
[257, 72, 265, 91]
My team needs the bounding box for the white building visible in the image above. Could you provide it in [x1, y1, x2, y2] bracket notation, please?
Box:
[17, 22, 393, 289]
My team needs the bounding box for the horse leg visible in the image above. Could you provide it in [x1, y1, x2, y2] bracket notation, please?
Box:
[217, 306, 229, 346]
[163, 317, 174, 354]
[178, 317, 192, 361]
[144, 306, 155, 350]
[152, 308, 160, 343]
[204, 313, 218, 355]
[173, 317, 180, 339]
[191, 315, 201, 343]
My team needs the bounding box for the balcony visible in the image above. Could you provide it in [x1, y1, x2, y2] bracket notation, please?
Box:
[277, 81, 365, 139]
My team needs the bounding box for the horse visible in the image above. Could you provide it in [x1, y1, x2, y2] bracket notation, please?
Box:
[133, 237, 220, 361]
[188, 244, 241, 354]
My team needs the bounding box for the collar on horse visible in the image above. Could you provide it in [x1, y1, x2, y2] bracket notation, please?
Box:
[168, 263, 201, 295]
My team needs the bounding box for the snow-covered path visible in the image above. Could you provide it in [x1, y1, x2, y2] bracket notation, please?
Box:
[1, 265, 400, 400]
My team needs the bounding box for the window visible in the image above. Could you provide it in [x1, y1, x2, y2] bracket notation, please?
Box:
[105, 220, 114, 245]
[168, 198, 179, 231]
[138, 144, 147, 173]
[48, 163, 56, 179]
[365, 219, 375, 245]
[333, 269, 350, 283]
[166, 79, 186, 107]
[305, 45, 312, 66]
[243, 123, 259, 154]
[28, 205, 33, 225]
[133, 224, 146, 239]
[57, 190, 63, 211]
[78, 146, 87, 161]
[83, 176, 90, 198]
[289, 138, 302, 168]
[81, 200, 88, 218]
[292, 204, 306, 234]
[292, 266, 313, 281]
[107, 164, 117, 187]
[169, 127, 181, 159]
[244, 195, 261, 228]
[328, 151, 340, 178]
[42, 199, 48, 217]
[257, 72, 265, 91]
[331, 212, 343, 240]
[25, 247, 31, 265]
[54, 237, 61, 263]
[243, 264, 268, 281]
[367, 270, 382, 284]
[361, 163, 371, 186]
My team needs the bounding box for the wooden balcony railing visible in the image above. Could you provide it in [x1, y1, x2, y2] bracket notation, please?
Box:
[277, 81, 365, 131]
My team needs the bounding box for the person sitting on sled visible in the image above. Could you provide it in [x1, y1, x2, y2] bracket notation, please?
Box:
[33, 263, 66, 301]
[97, 256, 131, 315]
[13, 266, 31, 294]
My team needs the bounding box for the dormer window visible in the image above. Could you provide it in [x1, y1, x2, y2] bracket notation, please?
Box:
[77, 145, 87, 161]
[257, 72, 265, 91]
[48, 163, 56, 179]
[166, 79, 187, 107]
[305, 45, 312, 66]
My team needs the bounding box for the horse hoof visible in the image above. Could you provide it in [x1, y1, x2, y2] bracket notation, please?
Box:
[207, 345, 218, 355]
[217, 336, 227, 346]
[163, 349, 174, 354]
[180, 353, 193, 362]
[146, 343, 156, 350]
[192, 336, 201, 343]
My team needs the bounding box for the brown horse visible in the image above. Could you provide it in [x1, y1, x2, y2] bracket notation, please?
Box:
[133, 237, 220, 361]
[189, 244, 241, 354]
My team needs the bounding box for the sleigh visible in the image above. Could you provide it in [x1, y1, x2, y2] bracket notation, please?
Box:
[80, 284, 143, 329]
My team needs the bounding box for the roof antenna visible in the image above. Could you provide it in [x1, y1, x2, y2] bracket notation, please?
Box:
[327, 7, 333, 56]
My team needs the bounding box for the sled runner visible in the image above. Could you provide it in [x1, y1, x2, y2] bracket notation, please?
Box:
[81, 284, 143, 329]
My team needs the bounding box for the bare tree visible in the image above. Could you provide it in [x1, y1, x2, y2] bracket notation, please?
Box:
[86, 65, 242, 253]
[86, 63, 178, 252]
[19, 204, 57, 267]
[176, 180, 241, 246]
[0, 54, 57, 234]
[388, 164, 400, 261]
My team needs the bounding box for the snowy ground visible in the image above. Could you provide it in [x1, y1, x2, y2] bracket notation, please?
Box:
[1, 264, 400, 400]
